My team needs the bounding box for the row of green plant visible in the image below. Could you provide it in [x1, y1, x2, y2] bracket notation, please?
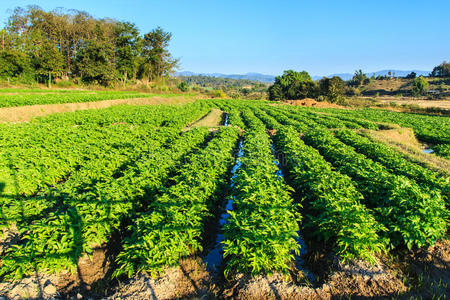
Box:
[302, 129, 447, 249]
[276, 105, 380, 130]
[274, 126, 387, 263]
[321, 113, 380, 130]
[251, 103, 448, 250]
[319, 107, 450, 155]
[222, 109, 300, 276]
[251, 108, 388, 262]
[0, 104, 213, 279]
[0, 123, 166, 198]
[0, 126, 177, 279]
[1, 127, 211, 280]
[334, 129, 449, 205]
[0, 102, 209, 221]
[263, 106, 310, 132]
[0, 90, 163, 107]
[37, 100, 210, 127]
[433, 144, 450, 159]
[114, 127, 240, 277]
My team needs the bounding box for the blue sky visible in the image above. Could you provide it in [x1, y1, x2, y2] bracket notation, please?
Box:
[0, 0, 448, 76]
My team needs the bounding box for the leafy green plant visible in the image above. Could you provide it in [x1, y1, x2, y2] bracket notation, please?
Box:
[302, 129, 447, 249]
[222, 109, 300, 277]
[114, 127, 239, 278]
[274, 126, 387, 263]
[334, 129, 449, 206]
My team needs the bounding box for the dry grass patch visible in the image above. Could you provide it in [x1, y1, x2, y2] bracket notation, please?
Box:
[361, 128, 450, 175]
[376, 98, 450, 110]
[183, 108, 224, 131]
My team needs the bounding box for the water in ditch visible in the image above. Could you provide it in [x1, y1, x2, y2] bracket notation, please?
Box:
[271, 143, 316, 283]
[223, 113, 229, 126]
[202, 139, 243, 275]
[204, 135, 316, 283]
[423, 148, 434, 154]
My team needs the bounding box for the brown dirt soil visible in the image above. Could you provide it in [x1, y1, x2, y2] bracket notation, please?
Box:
[0, 224, 19, 256]
[3, 240, 447, 298]
[108, 257, 211, 299]
[283, 98, 344, 108]
[0, 96, 194, 123]
[0, 273, 60, 299]
[229, 258, 407, 299]
[362, 128, 450, 174]
[77, 248, 111, 287]
[398, 239, 450, 298]
[0, 247, 111, 298]
[267, 129, 277, 136]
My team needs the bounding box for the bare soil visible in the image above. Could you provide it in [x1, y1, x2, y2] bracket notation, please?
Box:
[283, 98, 344, 108]
[2, 240, 448, 299]
[0, 96, 194, 123]
[399, 239, 450, 298]
[0, 246, 113, 298]
[0, 273, 60, 299]
[227, 258, 407, 299]
[108, 257, 212, 299]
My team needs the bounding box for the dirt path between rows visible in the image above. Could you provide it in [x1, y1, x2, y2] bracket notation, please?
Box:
[0, 96, 195, 123]
[183, 108, 224, 131]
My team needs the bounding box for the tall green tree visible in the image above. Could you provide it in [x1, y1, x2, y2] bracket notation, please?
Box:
[0, 49, 33, 80]
[411, 76, 429, 96]
[351, 69, 367, 86]
[430, 61, 450, 77]
[1, 6, 179, 86]
[33, 41, 64, 87]
[319, 76, 345, 103]
[114, 22, 140, 83]
[268, 70, 316, 100]
[405, 71, 416, 79]
[142, 27, 179, 82]
[75, 40, 115, 85]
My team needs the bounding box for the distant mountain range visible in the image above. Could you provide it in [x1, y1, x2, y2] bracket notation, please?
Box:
[175, 71, 276, 83]
[175, 70, 431, 83]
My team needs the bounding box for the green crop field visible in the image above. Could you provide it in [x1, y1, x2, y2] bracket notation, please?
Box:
[0, 89, 187, 107]
[0, 99, 448, 298]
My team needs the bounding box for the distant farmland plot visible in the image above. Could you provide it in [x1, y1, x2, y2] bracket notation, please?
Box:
[0, 89, 186, 107]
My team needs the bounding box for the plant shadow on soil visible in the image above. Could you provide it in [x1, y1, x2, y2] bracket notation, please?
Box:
[0, 186, 127, 298]
[0, 144, 183, 298]
[1, 128, 448, 298]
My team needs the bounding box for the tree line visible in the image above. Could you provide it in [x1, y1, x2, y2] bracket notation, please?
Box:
[269, 61, 449, 102]
[0, 6, 178, 86]
[268, 70, 347, 103]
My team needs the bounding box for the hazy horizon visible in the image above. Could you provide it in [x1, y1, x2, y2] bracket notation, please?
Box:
[1, 0, 448, 75]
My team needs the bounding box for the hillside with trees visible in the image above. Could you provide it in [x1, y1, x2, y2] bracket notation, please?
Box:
[268, 62, 450, 104]
[0, 6, 178, 87]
